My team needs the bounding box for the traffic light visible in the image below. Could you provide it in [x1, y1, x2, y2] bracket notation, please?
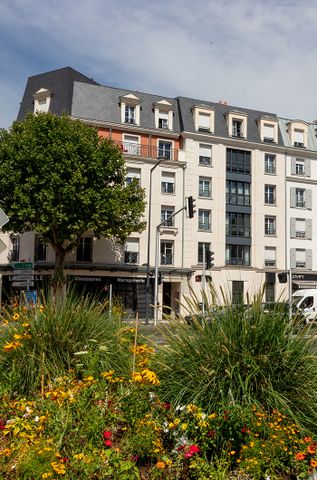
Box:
[278, 272, 288, 284]
[206, 250, 214, 269]
[187, 196, 196, 218]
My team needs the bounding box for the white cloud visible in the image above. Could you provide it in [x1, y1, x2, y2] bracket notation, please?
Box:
[1, 0, 317, 127]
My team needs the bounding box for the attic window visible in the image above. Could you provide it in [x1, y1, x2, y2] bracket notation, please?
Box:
[154, 100, 173, 130]
[33, 88, 51, 113]
[120, 93, 141, 126]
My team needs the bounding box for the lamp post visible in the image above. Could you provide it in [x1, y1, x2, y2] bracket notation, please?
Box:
[145, 158, 168, 323]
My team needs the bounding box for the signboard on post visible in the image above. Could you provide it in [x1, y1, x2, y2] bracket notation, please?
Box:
[11, 263, 34, 288]
[0, 209, 9, 229]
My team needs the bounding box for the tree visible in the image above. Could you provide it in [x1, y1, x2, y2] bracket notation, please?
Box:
[0, 113, 146, 293]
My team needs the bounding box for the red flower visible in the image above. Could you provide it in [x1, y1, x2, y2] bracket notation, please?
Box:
[162, 402, 171, 410]
[104, 439, 112, 447]
[241, 426, 247, 433]
[207, 429, 216, 437]
[60, 457, 69, 464]
[295, 452, 307, 461]
[184, 444, 200, 458]
[103, 430, 112, 439]
[131, 455, 139, 462]
[177, 445, 185, 451]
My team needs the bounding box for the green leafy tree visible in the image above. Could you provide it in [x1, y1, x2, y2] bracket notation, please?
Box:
[0, 113, 146, 293]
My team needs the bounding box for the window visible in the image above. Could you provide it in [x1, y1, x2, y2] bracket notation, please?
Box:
[198, 209, 211, 231]
[290, 218, 312, 239]
[295, 218, 306, 238]
[264, 154, 276, 174]
[161, 241, 173, 265]
[123, 135, 139, 155]
[226, 212, 250, 237]
[161, 172, 175, 194]
[76, 236, 92, 262]
[10, 235, 20, 261]
[33, 88, 51, 113]
[124, 239, 139, 264]
[161, 206, 175, 227]
[226, 149, 251, 174]
[265, 216, 276, 236]
[199, 177, 211, 198]
[232, 281, 244, 304]
[226, 180, 250, 206]
[295, 188, 305, 208]
[264, 185, 276, 205]
[294, 129, 304, 147]
[198, 112, 211, 132]
[263, 123, 275, 142]
[291, 157, 311, 177]
[34, 235, 47, 262]
[158, 112, 169, 129]
[290, 187, 312, 209]
[232, 119, 243, 137]
[199, 144, 212, 166]
[290, 248, 312, 269]
[226, 245, 250, 266]
[198, 242, 211, 264]
[126, 168, 141, 185]
[158, 140, 172, 160]
[265, 281, 275, 302]
[264, 247, 276, 267]
[125, 105, 135, 124]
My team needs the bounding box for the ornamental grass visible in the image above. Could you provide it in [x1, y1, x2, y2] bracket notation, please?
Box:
[156, 286, 317, 432]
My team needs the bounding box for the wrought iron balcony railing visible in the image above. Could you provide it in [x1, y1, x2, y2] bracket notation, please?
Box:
[116, 141, 179, 161]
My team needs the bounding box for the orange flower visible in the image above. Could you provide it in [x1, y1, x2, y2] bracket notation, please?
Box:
[307, 445, 316, 455]
[304, 436, 312, 443]
[295, 452, 306, 461]
[310, 458, 317, 468]
[156, 461, 165, 469]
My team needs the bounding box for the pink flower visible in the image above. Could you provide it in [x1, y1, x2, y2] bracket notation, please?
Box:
[104, 439, 112, 447]
[184, 444, 200, 458]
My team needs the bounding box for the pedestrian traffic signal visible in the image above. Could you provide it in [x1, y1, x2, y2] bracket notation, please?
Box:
[187, 196, 196, 218]
[206, 250, 214, 269]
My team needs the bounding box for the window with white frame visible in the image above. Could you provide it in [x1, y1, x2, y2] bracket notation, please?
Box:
[161, 206, 175, 227]
[124, 239, 139, 264]
[198, 242, 211, 264]
[123, 135, 139, 155]
[199, 144, 212, 166]
[294, 129, 305, 147]
[264, 154, 276, 174]
[265, 216, 276, 236]
[290, 218, 312, 239]
[198, 112, 211, 132]
[199, 177, 212, 198]
[232, 119, 243, 137]
[290, 248, 312, 269]
[290, 187, 312, 210]
[161, 172, 175, 194]
[198, 209, 211, 231]
[263, 123, 275, 142]
[126, 168, 141, 186]
[158, 140, 172, 160]
[160, 241, 173, 265]
[76, 236, 93, 262]
[125, 105, 135, 124]
[264, 247, 276, 267]
[33, 88, 51, 113]
[296, 249, 306, 268]
[264, 185, 276, 205]
[291, 157, 311, 177]
[158, 111, 169, 129]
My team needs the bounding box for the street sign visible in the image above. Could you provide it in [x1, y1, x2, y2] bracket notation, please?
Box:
[12, 262, 33, 269]
[25, 290, 37, 305]
[12, 281, 35, 288]
[11, 268, 34, 275]
[12, 275, 34, 282]
[0, 209, 9, 228]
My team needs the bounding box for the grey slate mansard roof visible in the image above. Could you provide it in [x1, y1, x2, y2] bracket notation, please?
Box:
[18, 66, 285, 147]
[71, 82, 181, 132]
[17, 67, 99, 121]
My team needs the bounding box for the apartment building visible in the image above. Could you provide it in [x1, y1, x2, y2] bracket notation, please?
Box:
[2, 67, 317, 316]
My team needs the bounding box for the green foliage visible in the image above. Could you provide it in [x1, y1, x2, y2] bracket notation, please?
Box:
[0, 292, 132, 394]
[0, 113, 145, 288]
[156, 293, 317, 432]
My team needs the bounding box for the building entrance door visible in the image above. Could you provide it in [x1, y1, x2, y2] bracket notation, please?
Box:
[162, 282, 172, 316]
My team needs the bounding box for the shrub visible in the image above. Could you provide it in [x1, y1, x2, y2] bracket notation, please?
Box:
[156, 291, 317, 431]
[0, 292, 132, 394]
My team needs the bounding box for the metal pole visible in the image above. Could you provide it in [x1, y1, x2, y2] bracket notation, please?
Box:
[145, 159, 165, 323]
[289, 267, 292, 320]
[202, 246, 206, 316]
[109, 284, 113, 317]
[154, 225, 160, 326]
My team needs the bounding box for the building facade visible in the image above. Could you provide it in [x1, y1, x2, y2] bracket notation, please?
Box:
[2, 67, 317, 317]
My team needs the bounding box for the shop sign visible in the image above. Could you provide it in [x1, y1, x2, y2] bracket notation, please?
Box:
[74, 276, 102, 282]
[292, 273, 317, 282]
[117, 277, 146, 284]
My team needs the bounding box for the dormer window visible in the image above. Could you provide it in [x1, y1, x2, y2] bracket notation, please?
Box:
[225, 110, 248, 139]
[154, 100, 173, 130]
[33, 88, 51, 113]
[257, 116, 278, 143]
[192, 106, 215, 133]
[120, 93, 141, 126]
[287, 120, 308, 149]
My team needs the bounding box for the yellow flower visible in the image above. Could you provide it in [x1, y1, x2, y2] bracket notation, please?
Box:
[12, 313, 20, 321]
[13, 334, 23, 340]
[3, 341, 22, 351]
[42, 473, 53, 479]
[51, 461, 66, 475]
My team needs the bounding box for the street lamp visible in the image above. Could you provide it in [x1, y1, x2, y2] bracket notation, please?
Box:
[145, 157, 169, 323]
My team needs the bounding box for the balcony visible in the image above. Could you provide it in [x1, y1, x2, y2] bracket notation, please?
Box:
[116, 141, 179, 161]
[124, 252, 139, 264]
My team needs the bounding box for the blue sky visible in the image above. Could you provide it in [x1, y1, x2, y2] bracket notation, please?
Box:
[1, 0, 317, 129]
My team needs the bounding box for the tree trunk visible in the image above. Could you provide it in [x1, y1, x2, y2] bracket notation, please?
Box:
[51, 249, 67, 300]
